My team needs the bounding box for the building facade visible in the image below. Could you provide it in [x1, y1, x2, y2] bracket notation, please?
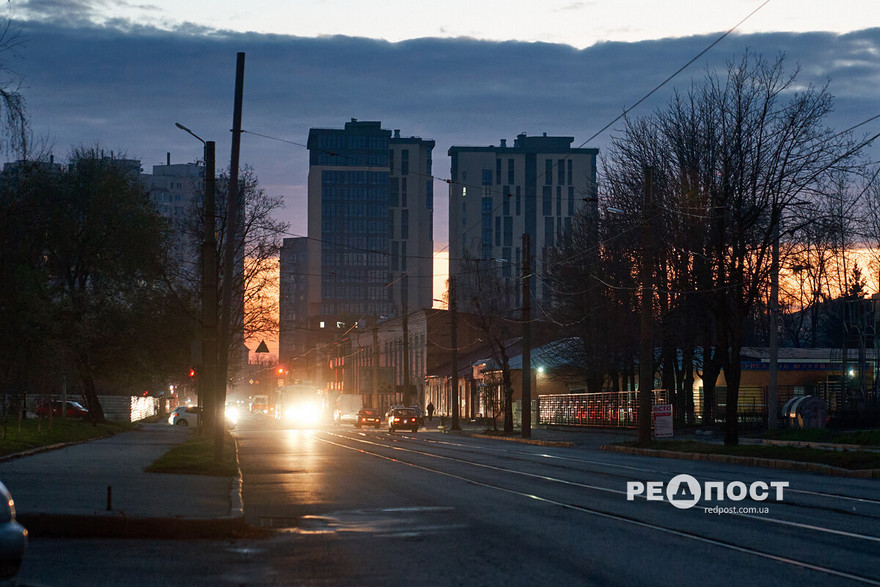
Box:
[146, 155, 204, 283]
[279, 120, 435, 387]
[448, 133, 598, 310]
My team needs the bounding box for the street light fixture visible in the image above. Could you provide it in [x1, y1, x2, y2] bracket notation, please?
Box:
[176, 122, 219, 446]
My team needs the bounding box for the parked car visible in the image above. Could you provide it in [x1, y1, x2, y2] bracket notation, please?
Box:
[355, 408, 382, 429]
[168, 405, 201, 427]
[34, 400, 89, 419]
[0, 481, 27, 584]
[387, 407, 420, 433]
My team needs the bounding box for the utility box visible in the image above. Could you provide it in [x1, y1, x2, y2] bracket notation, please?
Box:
[782, 396, 827, 429]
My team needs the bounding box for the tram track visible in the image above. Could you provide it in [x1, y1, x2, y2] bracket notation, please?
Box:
[313, 428, 880, 585]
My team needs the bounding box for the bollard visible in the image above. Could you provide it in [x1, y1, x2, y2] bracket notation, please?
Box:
[107, 485, 112, 511]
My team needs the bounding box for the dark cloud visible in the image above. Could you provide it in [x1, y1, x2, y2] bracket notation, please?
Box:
[7, 20, 880, 246]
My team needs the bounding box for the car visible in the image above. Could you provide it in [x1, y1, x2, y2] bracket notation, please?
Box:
[355, 408, 382, 428]
[334, 394, 363, 426]
[34, 400, 89, 418]
[0, 481, 27, 584]
[168, 405, 201, 427]
[408, 405, 425, 426]
[387, 407, 420, 433]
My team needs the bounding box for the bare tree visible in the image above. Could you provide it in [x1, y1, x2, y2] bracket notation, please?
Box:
[165, 164, 289, 385]
[603, 51, 870, 444]
[459, 253, 519, 433]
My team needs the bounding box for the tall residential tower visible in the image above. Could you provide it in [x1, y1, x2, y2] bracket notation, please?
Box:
[279, 120, 435, 377]
[448, 133, 598, 310]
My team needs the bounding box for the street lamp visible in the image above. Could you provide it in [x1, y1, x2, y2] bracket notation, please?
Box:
[175, 122, 218, 446]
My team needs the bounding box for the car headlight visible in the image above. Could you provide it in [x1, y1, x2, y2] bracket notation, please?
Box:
[286, 403, 321, 426]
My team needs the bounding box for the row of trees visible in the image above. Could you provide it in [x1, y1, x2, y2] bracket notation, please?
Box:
[0, 146, 289, 426]
[542, 51, 879, 444]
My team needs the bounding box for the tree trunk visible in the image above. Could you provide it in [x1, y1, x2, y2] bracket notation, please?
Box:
[80, 370, 105, 424]
[502, 367, 513, 434]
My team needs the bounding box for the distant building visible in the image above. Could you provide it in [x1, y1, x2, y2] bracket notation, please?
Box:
[145, 153, 204, 283]
[279, 120, 435, 387]
[144, 152, 248, 386]
[448, 133, 598, 309]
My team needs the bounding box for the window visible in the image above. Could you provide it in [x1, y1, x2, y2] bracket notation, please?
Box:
[495, 217, 501, 246]
[401, 209, 409, 240]
[389, 149, 395, 174]
[516, 186, 521, 216]
[496, 159, 501, 184]
[568, 187, 575, 215]
[400, 150, 409, 175]
[542, 186, 552, 216]
[558, 159, 565, 185]
[482, 169, 493, 186]
[502, 186, 510, 216]
[507, 159, 514, 184]
[545, 159, 552, 185]
[567, 159, 573, 186]
[389, 178, 399, 207]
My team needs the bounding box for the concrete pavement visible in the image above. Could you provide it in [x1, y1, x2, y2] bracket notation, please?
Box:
[0, 422, 246, 538]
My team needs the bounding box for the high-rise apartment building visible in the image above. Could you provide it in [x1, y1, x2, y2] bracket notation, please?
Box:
[448, 133, 598, 309]
[146, 155, 203, 282]
[279, 120, 435, 376]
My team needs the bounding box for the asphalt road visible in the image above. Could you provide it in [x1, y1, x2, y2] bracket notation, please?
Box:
[17, 416, 880, 586]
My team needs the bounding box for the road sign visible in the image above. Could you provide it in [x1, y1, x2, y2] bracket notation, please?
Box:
[652, 404, 673, 439]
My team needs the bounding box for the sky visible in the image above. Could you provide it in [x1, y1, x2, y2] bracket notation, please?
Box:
[3, 0, 880, 264]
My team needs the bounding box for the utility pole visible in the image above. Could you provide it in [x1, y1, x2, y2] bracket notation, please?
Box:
[372, 315, 380, 410]
[768, 218, 779, 432]
[402, 298, 411, 406]
[217, 52, 245, 463]
[450, 276, 461, 430]
[175, 123, 217, 440]
[521, 233, 532, 438]
[638, 167, 655, 444]
[202, 140, 218, 441]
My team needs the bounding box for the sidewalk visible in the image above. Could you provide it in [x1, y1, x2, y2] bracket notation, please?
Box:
[0, 422, 245, 538]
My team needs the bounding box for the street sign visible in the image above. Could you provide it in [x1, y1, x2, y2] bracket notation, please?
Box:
[652, 404, 673, 439]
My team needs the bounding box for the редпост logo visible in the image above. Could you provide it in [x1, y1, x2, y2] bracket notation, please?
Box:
[627, 474, 788, 509]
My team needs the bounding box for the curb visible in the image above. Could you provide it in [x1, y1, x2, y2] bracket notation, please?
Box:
[742, 438, 880, 453]
[0, 433, 119, 463]
[230, 435, 244, 518]
[466, 433, 575, 447]
[17, 512, 258, 539]
[600, 444, 880, 479]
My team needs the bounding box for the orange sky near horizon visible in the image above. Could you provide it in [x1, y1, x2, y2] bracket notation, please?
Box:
[245, 251, 451, 362]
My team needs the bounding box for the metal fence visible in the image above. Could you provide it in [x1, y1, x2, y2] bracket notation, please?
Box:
[538, 390, 669, 428]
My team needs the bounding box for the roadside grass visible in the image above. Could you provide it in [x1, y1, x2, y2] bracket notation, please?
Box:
[145, 433, 238, 477]
[0, 417, 133, 457]
[766, 428, 880, 446]
[624, 439, 880, 470]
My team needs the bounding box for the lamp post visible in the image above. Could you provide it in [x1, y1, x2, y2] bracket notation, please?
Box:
[175, 123, 218, 442]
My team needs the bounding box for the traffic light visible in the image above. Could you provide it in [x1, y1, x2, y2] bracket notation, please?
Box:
[188, 367, 197, 378]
